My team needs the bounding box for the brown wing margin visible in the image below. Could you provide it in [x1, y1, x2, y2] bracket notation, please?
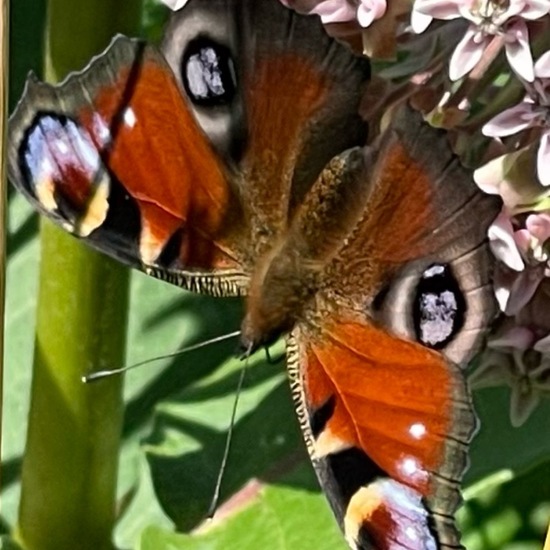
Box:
[288, 316, 475, 550]
[8, 35, 249, 297]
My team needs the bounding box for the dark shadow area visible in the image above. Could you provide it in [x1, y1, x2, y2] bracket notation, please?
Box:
[0, 457, 23, 489]
[122, 295, 245, 437]
[6, 212, 38, 257]
[144, 375, 316, 531]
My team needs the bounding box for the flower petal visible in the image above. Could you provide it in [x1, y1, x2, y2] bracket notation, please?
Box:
[449, 27, 489, 81]
[537, 132, 550, 186]
[525, 212, 550, 242]
[513, 228, 532, 254]
[469, 352, 514, 389]
[520, 0, 550, 20]
[482, 102, 538, 137]
[529, 359, 550, 391]
[357, 0, 387, 27]
[488, 211, 526, 270]
[412, 0, 462, 19]
[504, 20, 535, 82]
[496, 282, 512, 311]
[410, 9, 432, 32]
[475, 147, 548, 210]
[489, 326, 535, 351]
[534, 50, 550, 78]
[314, 0, 357, 22]
[534, 332, 550, 352]
[474, 155, 507, 195]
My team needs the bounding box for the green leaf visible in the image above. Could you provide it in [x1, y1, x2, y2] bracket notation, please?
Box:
[139, 462, 346, 550]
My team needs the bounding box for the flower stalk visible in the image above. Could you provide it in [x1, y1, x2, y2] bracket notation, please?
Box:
[15, 1, 141, 549]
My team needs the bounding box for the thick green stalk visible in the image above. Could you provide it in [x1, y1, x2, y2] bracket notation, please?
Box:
[16, 1, 141, 549]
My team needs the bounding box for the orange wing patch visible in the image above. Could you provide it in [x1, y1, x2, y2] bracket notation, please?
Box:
[242, 55, 330, 237]
[305, 319, 459, 495]
[78, 54, 238, 268]
[345, 141, 439, 268]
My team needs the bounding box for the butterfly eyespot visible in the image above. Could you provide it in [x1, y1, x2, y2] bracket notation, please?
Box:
[182, 37, 237, 106]
[19, 113, 103, 215]
[412, 264, 466, 349]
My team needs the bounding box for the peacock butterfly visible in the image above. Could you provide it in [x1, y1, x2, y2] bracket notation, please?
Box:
[8, 0, 501, 548]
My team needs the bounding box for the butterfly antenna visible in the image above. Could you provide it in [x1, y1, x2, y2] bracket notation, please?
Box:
[206, 358, 248, 519]
[82, 330, 241, 383]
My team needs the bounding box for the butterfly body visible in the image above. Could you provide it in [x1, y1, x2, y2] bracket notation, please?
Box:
[9, 1, 501, 548]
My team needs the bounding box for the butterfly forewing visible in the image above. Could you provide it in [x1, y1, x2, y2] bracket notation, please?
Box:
[9, 0, 370, 298]
[162, 0, 370, 248]
[9, 36, 251, 296]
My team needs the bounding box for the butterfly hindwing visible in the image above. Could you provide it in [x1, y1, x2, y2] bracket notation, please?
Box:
[289, 316, 473, 550]
[325, 106, 501, 364]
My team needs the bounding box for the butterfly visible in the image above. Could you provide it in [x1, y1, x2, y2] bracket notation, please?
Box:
[8, 0, 502, 548]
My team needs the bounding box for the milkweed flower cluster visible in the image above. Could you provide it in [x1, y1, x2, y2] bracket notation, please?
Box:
[159, 0, 550, 424]
[413, 0, 550, 81]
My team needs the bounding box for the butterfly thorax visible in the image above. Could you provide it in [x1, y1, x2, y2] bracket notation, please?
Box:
[240, 240, 322, 353]
[240, 148, 375, 353]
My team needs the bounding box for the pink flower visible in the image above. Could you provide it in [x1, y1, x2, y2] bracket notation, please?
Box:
[471, 281, 550, 427]
[410, 8, 433, 33]
[473, 146, 548, 210]
[357, 0, 387, 26]
[483, 52, 550, 186]
[413, 0, 550, 81]
[278, 0, 387, 27]
[485, 209, 550, 314]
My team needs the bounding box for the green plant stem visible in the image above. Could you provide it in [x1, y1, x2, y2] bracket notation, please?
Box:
[15, 1, 141, 549]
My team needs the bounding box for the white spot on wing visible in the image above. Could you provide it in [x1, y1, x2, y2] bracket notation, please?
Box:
[398, 456, 428, 485]
[123, 107, 136, 128]
[405, 526, 418, 541]
[409, 422, 426, 439]
[423, 264, 445, 278]
[93, 113, 111, 145]
[56, 140, 69, 155]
